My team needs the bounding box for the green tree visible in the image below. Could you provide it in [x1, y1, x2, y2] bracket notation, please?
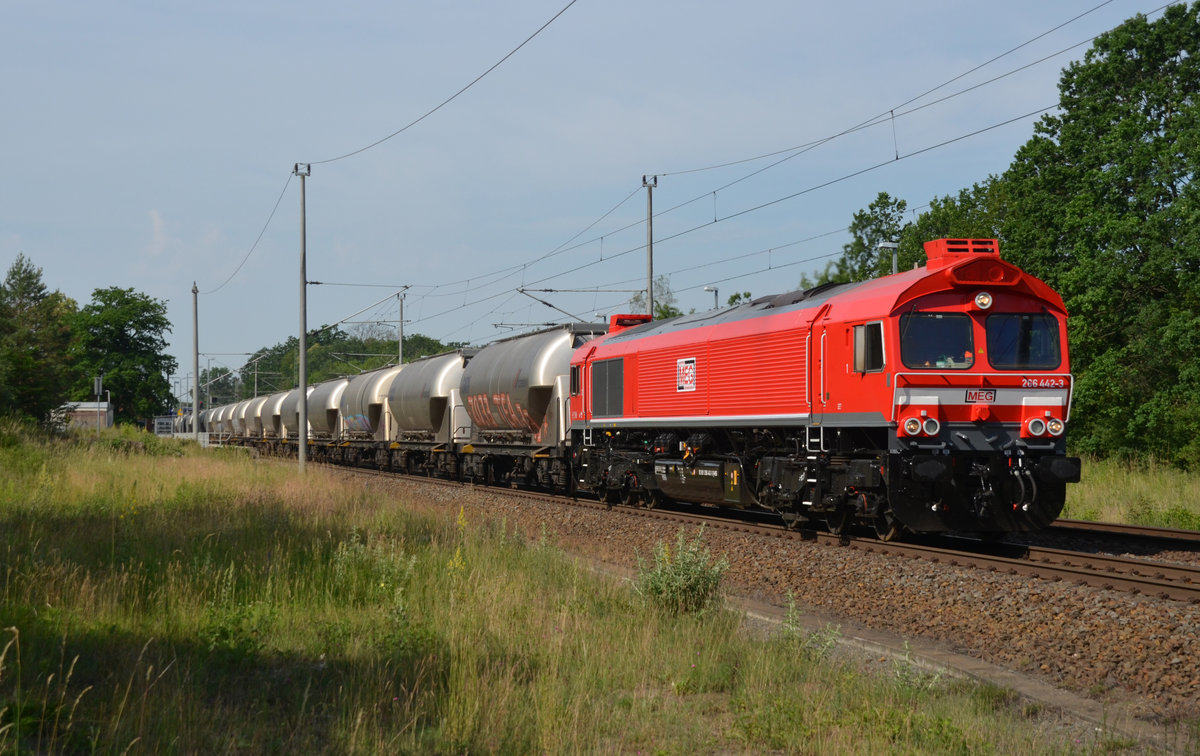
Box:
[629, 274, 685, 319]
[403, 333, 463, 361]
[72, 287, 177, 424]
[800, 192, 910, 288]
[240, 338, 297, 398]
[238, 330, 461, 399]
[0, 255, 78, 423]
[1000, 3, 1200, 466]
[838, 192, 908, 281]
[199, 365, 239, 407]
[900, 181, 1007, 262]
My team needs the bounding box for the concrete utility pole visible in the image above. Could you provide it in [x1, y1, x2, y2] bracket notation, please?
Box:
[295, 163, 311, 473]
[643, 175, 657, 318]
[192, 283, 200, 442]
[398, 291, 404, 364]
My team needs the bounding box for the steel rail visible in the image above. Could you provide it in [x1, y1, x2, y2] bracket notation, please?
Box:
[1050, 519, 1200, 544]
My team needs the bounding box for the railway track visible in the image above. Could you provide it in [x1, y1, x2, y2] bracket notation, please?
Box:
[850, 536, 1200, 604]
[1050, 518, 1200, 544]
[339, 465, 1200, 604]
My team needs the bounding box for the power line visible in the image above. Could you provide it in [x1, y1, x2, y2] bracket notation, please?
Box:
[201, 173, 292, 295]
[200, 1, 580, 295]
[387, 4, 1129, 304]
[510, 103, 1054, 296]
[309, 0, 580, 166]
[653, 0, 1121, 179]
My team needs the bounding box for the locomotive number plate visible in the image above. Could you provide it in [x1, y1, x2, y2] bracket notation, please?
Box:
[1021, 377, 1068, 388]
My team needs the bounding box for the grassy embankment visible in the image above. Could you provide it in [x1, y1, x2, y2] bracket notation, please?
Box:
[1064, 456, 1200, 529]
[0, 424, 1161, 754]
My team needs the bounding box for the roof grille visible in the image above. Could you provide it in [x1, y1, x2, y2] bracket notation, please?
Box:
[923, 238, 1000, 269]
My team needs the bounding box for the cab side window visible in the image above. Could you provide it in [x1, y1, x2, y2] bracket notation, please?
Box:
[853, 322, 884, 373]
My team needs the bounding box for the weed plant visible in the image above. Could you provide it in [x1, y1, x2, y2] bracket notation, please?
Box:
[0, 427, 1161, 753]
[633, 525, 728, 615]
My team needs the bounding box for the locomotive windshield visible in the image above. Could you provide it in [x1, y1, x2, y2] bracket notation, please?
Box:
[900, 313, 974, 369]
[986, 313, 1061, 370]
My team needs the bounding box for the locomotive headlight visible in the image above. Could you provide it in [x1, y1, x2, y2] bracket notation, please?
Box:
[1027, 418, 1047, 436]
[1047, 418, 1065, 436]
[974, 291, 994, 310]
[903, 417, 922, 436]
[922, 417, 940, 436]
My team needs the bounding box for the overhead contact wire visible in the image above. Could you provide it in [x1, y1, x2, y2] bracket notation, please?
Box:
[308, 0, 580, 166]
[201, 173, 293, 295]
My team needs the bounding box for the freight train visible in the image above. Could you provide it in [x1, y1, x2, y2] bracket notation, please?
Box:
[194, 238, 1081, 540]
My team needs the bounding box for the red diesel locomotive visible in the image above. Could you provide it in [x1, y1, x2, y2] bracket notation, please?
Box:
[569, 238, 1081, 539]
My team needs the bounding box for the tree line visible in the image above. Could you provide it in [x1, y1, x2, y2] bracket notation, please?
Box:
[198, 328, 463, 408]
[0, 256, 175, 426]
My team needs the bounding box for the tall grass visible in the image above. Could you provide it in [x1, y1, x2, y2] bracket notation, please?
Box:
[1065, 455, 1200, 528]
[0, 425, 1162, 753]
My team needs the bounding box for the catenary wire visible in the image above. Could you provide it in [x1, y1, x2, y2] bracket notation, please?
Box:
[200, 173, 292, 295]
[654, 0, 1121, 178]
[395, 2, 1161, 303]
[307, 0, 579, 166]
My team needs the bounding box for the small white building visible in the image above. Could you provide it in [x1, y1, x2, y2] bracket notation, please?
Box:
[62, 401, 113, 431]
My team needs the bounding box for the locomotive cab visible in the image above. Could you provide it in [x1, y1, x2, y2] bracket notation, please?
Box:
[881, 239, 1081, 534]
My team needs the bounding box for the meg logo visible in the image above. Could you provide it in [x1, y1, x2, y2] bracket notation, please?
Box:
[677, 358, 697, 392]
[965, 389, 996, 403]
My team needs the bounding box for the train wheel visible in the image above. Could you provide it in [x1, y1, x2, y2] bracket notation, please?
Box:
[620, 474, 641, 507]
[601, 481, 620, 508]
[872, 510, 901, 541]
[827, 507, 853, 536]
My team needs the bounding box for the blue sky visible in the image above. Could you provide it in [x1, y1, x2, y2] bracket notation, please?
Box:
[1, 0, 1169, 396]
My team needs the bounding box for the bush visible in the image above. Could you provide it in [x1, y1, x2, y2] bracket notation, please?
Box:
[633, 526, 728, 615]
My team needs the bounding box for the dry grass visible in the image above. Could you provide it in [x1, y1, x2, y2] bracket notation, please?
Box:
[0, 424, 1160, 753]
